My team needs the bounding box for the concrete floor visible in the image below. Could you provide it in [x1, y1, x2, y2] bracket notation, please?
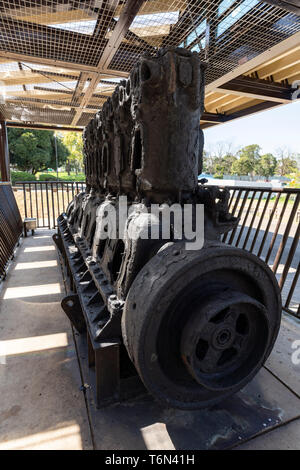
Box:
[0, 229, 299, 450]
[0, 230, 92, 450]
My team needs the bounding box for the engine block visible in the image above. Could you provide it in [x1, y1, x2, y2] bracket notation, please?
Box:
[55, 48, 281, 410]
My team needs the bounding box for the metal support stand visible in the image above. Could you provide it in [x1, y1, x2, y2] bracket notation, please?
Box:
[87, 333, 120, 407]
[55, 222, 145, 408]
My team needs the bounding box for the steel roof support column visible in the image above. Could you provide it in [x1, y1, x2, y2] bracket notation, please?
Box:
[0, 120, 10, 182]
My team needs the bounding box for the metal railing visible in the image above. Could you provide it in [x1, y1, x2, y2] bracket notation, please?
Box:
[14, 181, 86, 230]
[14, 182, 299, 319]
[221, 186, 299, 319]
[0, 182, 23, 281]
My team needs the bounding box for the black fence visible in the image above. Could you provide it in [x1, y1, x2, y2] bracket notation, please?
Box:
[14, 181, 86, 229]
[221, 186, 299, 319]
[14, 181, 300, 319]
[0, 182, 23, 281]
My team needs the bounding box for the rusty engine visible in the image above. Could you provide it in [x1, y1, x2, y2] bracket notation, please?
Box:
[54, 48, 281, 410]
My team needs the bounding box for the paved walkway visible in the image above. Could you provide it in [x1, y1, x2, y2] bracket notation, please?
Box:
[0, 229, 299, 450]
[0, 230, 92, 450]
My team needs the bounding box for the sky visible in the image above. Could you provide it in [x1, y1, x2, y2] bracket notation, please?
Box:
[203, 100, 300, 156]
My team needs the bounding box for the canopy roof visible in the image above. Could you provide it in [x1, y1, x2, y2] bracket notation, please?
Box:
[0, 0, 299, 130]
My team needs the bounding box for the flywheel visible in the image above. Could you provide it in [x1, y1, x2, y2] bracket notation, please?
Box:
[122, 242, 281, 409]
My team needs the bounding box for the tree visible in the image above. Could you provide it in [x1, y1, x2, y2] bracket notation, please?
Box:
[61, 131, 84, 175]
[213, 154, 237, 177]
[257, 153, 277, 179]
[276, 157, 298, 176]
[208, 141, 236, 160]
[8, 128, 69, 174]
[202, 149, 215, 174]
[287, 169, 300, 188]
[231, 156, 253, 176]
[275, 148, 298, 176]
[203, 142, 238, 176]
[231, 144, 261, 177]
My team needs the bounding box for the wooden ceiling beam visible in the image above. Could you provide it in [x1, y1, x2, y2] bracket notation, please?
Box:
[6, 97, 101, 113]
[4, 8, 97, 25]
[216, 76, 294, 103]
[0, 75, 71, 87]
[0, 50, 95, 73]
[256, 48, 300, 79]
[247, 44, 300, 74]
[116, 0, 187, 16]
[222, 98, 262, 114]
[205, 92, 230, 107]
[6, 121, 83, 132]
[206, 32, 300, 92]
[4, 91, 72, 101]
[215, 96, 259, 114]
[33, 86, 115, 99]
[0, 69, 79, 85]
[205, 94, 245, 113]
[273, 63, 300, 81]
[70, 72, 90, 106]
[71, 0, 143, 126]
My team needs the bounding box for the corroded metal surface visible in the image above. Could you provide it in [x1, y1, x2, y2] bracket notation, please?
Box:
[55, 48, 281, 410]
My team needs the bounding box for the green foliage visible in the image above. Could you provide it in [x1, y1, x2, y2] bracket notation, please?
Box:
[212, 154, 237, 177]
[54, 135, 70, 170]
[231, 144, 261, 176]
[38, 173, 58, 181]
[257, 153, 277, 178]
[11, 171, 36, 185]
[276, 156, 298, 177]
[62, 132, 84, 174]
[237, 144, 261, 161]
[38, 172, 85, 182]
[287, 170, 300, 188]
[203, 143, 298, 179]
[57, 173, 85, 182]
[202, 150, 215, 174]
[8, 128, 70, 174]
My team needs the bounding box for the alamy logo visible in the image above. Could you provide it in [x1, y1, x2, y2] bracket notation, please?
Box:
[291, 80, 300, 101]
[93, 196, 205, 251]
[291, 340, 300, 365]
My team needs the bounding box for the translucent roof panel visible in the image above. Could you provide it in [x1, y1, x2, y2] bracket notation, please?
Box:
[48, 20, 97, 36]
[217, 0, 260, 37]
[0, 0, 298, 128]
